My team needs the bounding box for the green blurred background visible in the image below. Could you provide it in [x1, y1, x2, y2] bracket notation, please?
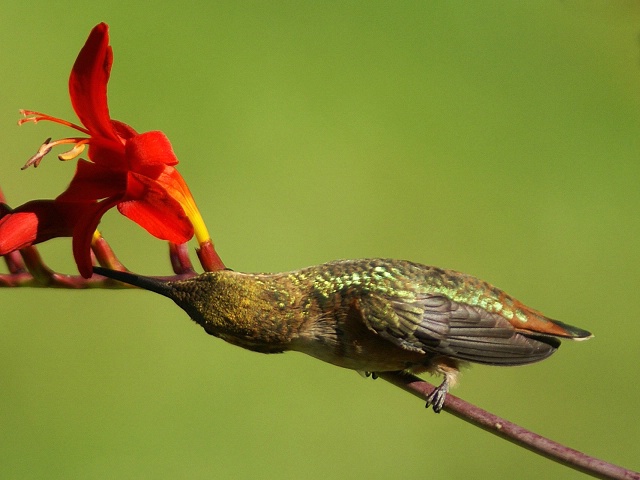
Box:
[1, 2, 639, 478]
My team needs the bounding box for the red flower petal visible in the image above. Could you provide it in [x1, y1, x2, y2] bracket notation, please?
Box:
[125, 131, 179, 175]
[154, 166, 193, 203]
[111, 120, 138, 140]
[118, 173, 193, 243]
[86, 139, 128, 169]
[69, 23, 119, 142]
[0, 205, 38, 253]
[57, 159, 127, 202]
[0, 200, 92, 254]
[72, 196, 121, 278]
[118, 198, 194, 243]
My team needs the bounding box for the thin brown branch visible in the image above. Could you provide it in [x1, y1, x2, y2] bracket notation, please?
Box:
[1, 237, 200, 288]
[0, 263, 199, 288]
[1, 245, 127, 288]
[378, 372, 639, 480]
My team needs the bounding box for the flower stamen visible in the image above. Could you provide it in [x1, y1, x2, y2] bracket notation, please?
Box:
[21, 137, 89, 170]
[21, 138, 52, 170]
[58, 141, 87, 161]
[19, 109, 90, 135]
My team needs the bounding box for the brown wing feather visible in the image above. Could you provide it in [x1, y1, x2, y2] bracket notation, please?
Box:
[359, 293, 560, 366]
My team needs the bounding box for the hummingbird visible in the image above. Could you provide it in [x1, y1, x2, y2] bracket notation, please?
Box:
[94, 258, 592, 412]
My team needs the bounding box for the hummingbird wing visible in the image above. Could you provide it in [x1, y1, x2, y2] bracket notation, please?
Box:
[357, 293, 560, 366]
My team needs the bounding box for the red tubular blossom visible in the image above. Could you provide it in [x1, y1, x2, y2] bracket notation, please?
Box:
[1, 23, 219, 277]
[0, 201, 93, 253]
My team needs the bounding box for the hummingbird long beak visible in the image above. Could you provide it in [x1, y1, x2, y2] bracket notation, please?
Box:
[93, 267, 174, 298]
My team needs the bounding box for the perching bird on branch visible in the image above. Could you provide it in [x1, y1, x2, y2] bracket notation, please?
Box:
[94, 258, 592, 412]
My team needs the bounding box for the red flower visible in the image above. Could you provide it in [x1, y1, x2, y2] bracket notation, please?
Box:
[0, 23, 213, 277]
[0, 201, 93, 253]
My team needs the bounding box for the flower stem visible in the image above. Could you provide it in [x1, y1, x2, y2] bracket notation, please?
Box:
[196, 239, 226, 272]
[91, 231, 126, 270]
[3, 250, 26, 274]
[169, 242, 195, 274]
[19, 246, 55, 285]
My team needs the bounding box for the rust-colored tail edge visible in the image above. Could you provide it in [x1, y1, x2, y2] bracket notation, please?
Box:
[546, 318, 593, 340]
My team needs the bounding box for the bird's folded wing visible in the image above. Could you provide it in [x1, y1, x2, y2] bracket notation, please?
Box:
[357, 293, 559, 366]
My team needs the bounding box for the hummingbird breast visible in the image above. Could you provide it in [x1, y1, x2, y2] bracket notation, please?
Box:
[289, 300, 431, 372]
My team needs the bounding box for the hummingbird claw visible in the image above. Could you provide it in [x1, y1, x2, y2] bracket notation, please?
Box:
[425, 377, 450, 413]
[357, 371, 379, 379]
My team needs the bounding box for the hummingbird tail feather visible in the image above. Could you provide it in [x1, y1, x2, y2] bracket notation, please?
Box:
[548, 318, 593, 340]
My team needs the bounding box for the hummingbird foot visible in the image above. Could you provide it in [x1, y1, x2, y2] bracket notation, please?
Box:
[357, 371, 378, 379]
[425, 377, 450, 413]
